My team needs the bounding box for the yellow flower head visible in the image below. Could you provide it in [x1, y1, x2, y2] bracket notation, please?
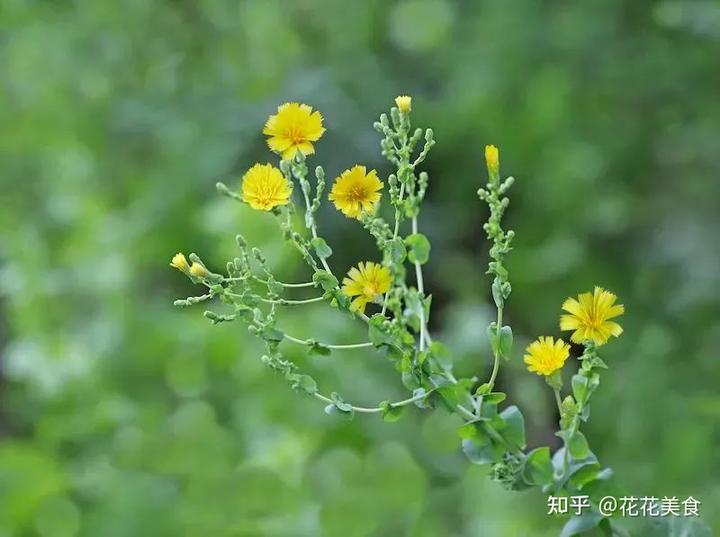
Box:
[560, 287, 624, 346]
[485, 144, 499, 174]
[170, 252, 189, 272]
[395, 95, 412, 113]
[524, 336, 571, 376]
[241, 163, 292, 211]
[189, 262, 209, 279]
[263, 102, 325, 161]
[329, 165, 383, 219]
[341, 261, 392, 313]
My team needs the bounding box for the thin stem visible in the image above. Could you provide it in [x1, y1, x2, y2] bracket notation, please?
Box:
[411, 216, 428, 352]
[487, 305, 504, 390]
[263, 296, 324, 305]
[456, 404, 478, 421]
[283, 333, 373, 350]
[224, 276, 315, 288]
[227, 293, 324, 305]
[313, 389, 430, 414]
[299, 168, 334, 276]
[554, 388, 563, 414]
[381, 182, 406, 315]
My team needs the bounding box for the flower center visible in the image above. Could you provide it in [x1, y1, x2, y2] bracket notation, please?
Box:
[286, 125, 306, 144]
[362, 283, 378, 297]
[349, 184, 369, 202]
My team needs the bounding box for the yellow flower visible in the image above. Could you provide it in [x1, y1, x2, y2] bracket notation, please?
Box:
[241, 163, 292, 211]
[341, 261, 392, 313]
[485, 144, 499, 174]
[395, 95, 412, 113]
[329, 165, 384, 218]
[263, 102, 325, 160]
[189, 262, 209, 278]
[560, 287, 624, 346]
[524, 336, 571, 376]
[170, 253, 189, 272]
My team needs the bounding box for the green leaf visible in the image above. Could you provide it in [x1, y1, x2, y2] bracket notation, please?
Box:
[428, 340, 451, 370]
[570, 465, 613, 490]
[325, 392, 355, 420]
[497, 326, 513, 358]
[560, 511, 604, 537]
[491, 280, 504, 308]
[584, 354, 608, 369]
[330, 392, 353, 412]
[367, 315, 396, 347]
[234, 304, 254, 322]
[400, 371, 420, 391]
[482, 392, 506, 404]
[313, 270, 338, 290]
[436, 384, 461, 411]
[379, 401, 405, 422]
[288, 374, 317, 395]
[571, 374, 589, 404]
[411, 388, 431, 408]
[479, 401, 498, 420]
[475, 383, 492, 395]
[307, 340, 331, 356]
[487, 324, 513, 359]
[399, 353, 413, 373]
[457, 422, 489, 445]
[387, 237, 407, 263]
[403, 289, 423, 331]
[568, 431, 590, 459]
[436, 380, 474, 412]
[405, 233, 430, 264]
[310, 237, 333, 259]
[324, 404, 354, 421]
[498, 405, 526, 449]
[552, 447, 599, 486]
[523, 447, 553, 486]
[261, 326, 284, 342]
[264, 276, 284, 296]
[461, 439, 503, 465]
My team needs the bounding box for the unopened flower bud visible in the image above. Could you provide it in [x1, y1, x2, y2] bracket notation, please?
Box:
[485, 144, 500, 176]
[189, 262, 210, 278]
[395, 95, 412, 114]
[170, 253, 190, 272]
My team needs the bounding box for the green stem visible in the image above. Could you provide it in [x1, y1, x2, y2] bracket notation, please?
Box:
[455, 403, 525, 459]
[283, 333, 373, 350]
[553, 388, 563, 414]
[224, 276, 315, 288]
[313, 389, 431, 414]
[264, 296, 324, 305]
[297, 162, 334, 276]
[487, 306, 504, 390]
[227, 293, 324, 305]
[381, 182, 406, 316]
[411, 216, 428, 352]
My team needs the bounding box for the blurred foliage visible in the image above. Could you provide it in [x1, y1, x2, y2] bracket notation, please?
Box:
[1, 0, 719, 535]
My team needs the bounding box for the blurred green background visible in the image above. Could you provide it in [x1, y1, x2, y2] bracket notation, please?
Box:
[1, 0, 719, 535]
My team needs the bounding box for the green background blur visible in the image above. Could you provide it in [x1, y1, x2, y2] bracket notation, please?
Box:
[1, 1, 719, 536]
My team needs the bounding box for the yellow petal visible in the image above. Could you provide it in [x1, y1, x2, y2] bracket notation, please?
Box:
[605, 304, 625, 319]
[560, 314, 580, 331]
[561, 297, 582, 316]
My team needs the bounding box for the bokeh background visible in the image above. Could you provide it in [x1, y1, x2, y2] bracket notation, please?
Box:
[1, 1, 719, 535]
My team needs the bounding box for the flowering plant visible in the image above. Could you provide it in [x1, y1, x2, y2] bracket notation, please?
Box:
[170, 97, 626, 535]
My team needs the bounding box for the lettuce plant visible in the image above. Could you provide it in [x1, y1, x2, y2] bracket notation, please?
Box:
[170, 97, 627, 536]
